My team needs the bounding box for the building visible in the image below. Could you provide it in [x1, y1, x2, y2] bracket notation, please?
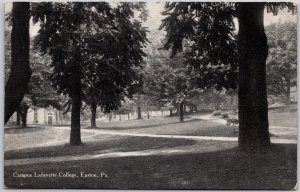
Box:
[8, 106, 64, 125]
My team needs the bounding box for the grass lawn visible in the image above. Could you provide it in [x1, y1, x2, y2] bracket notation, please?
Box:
[4, 126, 93, 151]
[88, 117, 238, 137]
[268, 107, 297, 127]
[4, 144, 296, 189]
[5, 135, 196, 160]
[4, 108, 297, 189]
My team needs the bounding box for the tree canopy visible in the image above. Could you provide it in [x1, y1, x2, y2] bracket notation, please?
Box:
[265, 21, 297, 107]
[159, 2, 296, 151]
[31, 2, 148, 145]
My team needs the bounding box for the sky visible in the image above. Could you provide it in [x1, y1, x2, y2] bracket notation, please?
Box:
[5, 2, 298, 38]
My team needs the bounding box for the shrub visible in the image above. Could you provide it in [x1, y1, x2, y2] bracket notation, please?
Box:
[221, 112, 229, 119]
[212, 110, 222, 116]
[226, 117, 239, 126]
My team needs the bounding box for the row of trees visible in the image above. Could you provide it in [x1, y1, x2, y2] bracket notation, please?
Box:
[6, 2, 148, 145]
[5, 2, 296, 152]
[159, 2, 296, 151]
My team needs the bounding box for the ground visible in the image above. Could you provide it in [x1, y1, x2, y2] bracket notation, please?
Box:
[4, 109, 297, 189]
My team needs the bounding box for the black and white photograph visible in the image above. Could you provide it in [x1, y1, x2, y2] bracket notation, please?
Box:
[3, 1, 297, 189]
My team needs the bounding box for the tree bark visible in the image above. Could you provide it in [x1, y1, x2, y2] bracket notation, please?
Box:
[70, 47, 82, 146]
[179, 102, 184, 122]
[215, 95, 220, 110]
[286, 78, 290, 110]
[19, 107, 29, 128]
[21, 110, 28, 127]
[5, 3, 31, 124]
[137, 106, 142, 119]
[16, 109, 21, 125]
[90, 102, 97, 128]
[237, 3, 271, 152]
[108, 114, 112, 122]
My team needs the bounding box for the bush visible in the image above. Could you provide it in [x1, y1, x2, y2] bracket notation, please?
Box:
[212, 110, 222, 116]
[221, 112, 229, 119]
[226, 117, 239, 126]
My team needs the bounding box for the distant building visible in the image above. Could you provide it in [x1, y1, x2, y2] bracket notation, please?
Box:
[8, 106, 64, 125]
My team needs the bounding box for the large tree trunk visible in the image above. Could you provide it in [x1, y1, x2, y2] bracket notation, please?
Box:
[21, 109, 28, 127]
[5, 3, 31, 124]
[237, 3, 271, 152]
[137, 106, 142, 119]
[16, 109, 21, 125]
[19, 107, 29, 128]
[90, 102, 97, 128]
[70, 47, 82, 146]
[179, 102, 184, 122]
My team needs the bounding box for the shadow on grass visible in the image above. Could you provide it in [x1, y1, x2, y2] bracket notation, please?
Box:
[4, 136, 197, 160]
[4, 144, 296, 189]
[4, 126, 47, 134]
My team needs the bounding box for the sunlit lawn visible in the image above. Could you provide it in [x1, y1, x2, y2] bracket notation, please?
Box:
[89, 116, 236, 136]
[268, 107, 297, 127]
[4, 108, 297, 189]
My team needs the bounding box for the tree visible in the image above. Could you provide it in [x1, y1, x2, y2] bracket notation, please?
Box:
[80, 3, 148, 126]
[265, 22, 297, 109]
[114, 98, 135, 121]
[17, 96, 32, 127]
[5, 2, 31, 124]
[5, 7, 63, 127]
[144, 47, 201, 122]
[32, 2, 147, 144]
[160, 2, 296, 151]
[17, 47, 64, 127]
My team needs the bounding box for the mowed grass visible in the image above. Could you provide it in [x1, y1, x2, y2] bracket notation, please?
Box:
[4, 109, 297, 189]
[5, 135, 196, 160]
[4, 126, 93, 151]
[268, 107, 297, 127]
[88, 116, 237, 136]
[5, 144, 296, 189]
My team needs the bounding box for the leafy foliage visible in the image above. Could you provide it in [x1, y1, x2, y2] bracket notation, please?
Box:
[160, 2, 238, 91]
[265, 22, 297, 96]
[143, 36, 202, 113]
[31, 2, 148, 114]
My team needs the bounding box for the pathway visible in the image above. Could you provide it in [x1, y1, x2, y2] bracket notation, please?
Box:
[5, 114, 297, 166]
